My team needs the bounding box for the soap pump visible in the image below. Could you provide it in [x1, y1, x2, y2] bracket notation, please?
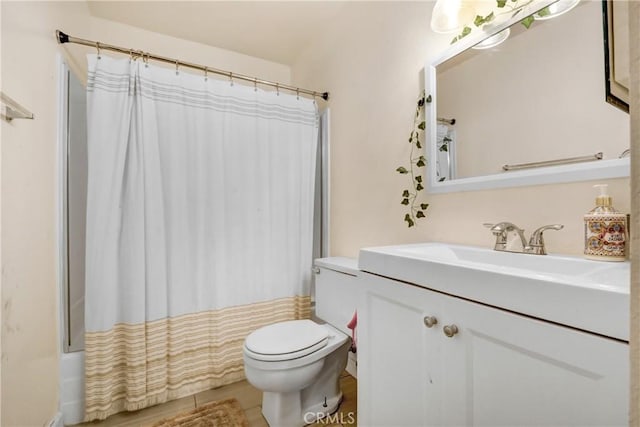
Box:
[584, 184, 627, 261]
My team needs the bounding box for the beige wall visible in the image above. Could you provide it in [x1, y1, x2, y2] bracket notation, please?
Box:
[291, 1, 630, 259]
[0, 2, 290, 425]
[2, 4, 91, 425]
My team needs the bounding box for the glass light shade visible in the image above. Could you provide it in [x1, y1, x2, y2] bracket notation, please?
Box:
[472, 28, 510, 49]
[431, 0, 477, 34]
[534, 0, 581, 20]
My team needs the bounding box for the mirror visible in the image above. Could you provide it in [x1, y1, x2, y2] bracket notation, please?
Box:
[425, 0, 629, 193]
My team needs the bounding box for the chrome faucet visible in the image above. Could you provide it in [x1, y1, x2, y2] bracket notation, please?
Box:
[527, 224, 564, 255]
[484, 222, 528, 252]
[484, 222, 564, 255]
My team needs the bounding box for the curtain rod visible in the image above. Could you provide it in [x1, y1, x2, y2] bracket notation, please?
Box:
[55, 30, 329, 101]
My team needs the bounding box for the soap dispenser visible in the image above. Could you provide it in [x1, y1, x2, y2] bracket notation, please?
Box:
[584, 184, 627, 261]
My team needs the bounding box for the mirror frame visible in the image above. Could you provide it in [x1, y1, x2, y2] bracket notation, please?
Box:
[425, 0, 630, 194]
[602, 0, 629, 113]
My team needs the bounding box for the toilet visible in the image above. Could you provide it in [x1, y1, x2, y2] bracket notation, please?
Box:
[243, 257, 359, 427]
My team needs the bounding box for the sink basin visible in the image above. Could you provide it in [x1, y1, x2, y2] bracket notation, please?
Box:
[359, 242, 630, 341]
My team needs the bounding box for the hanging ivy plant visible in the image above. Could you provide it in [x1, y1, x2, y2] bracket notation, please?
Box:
[451, 0, 550, 44]
[396, 91, 429, 228]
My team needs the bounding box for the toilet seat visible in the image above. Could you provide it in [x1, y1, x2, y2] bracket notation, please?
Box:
[244, 319, 329, 362]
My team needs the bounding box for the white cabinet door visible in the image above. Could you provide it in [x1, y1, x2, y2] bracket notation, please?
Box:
[440, 295, 629, 427]
[358, 273, 629, 427]
[358, 272, 444, 427]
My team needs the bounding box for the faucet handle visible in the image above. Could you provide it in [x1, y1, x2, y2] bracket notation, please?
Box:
[528, 224, 564, 255]
[486, 222, 528, 252]
[488, 221, 524, 234]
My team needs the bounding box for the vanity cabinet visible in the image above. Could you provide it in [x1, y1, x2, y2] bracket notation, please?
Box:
[358, 272, 628, 426]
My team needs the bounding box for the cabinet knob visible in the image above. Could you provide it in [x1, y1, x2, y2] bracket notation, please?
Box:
[443, 324, 459, 338]
[423, 316, 438, 328]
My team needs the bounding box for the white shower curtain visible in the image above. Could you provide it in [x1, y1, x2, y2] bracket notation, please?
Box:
[84, 55, 318, 420]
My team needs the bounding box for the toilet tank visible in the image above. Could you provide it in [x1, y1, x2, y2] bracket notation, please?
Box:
[313, 257, 359, 336]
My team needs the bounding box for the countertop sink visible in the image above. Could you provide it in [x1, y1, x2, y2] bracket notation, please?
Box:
[359, 242, 629, 341]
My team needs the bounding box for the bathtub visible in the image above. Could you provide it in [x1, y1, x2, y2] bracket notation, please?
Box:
[60, 350, 85, 425]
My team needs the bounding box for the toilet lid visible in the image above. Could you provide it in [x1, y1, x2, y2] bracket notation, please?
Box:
[244, 319, 329, 361]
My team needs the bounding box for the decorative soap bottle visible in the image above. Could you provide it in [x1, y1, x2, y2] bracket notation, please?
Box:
[584, 184, 627, 261]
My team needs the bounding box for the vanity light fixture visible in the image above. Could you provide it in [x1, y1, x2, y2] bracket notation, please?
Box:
[534, 0, 581, 20]
[430, 0, 476, 34]
[472, 28, 510, 49]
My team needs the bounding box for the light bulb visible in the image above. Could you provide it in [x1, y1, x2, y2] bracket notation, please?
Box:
[534, 0, 581, 20]
[472, 28, 510, 50]
[431, 0, 477, 34]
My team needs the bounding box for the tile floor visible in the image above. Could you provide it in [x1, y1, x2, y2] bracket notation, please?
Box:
[75, 371, 357, 427]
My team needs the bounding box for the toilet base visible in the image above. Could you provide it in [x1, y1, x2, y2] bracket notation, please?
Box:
[301, 392, 343, 425]
[261, 391, 343, 427]
[262, 391, 302, 427]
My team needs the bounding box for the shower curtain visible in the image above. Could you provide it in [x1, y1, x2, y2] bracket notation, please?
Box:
[83, 55, 318, 420]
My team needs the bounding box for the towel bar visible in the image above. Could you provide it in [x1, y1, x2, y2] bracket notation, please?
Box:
[502, 152, 603, 171]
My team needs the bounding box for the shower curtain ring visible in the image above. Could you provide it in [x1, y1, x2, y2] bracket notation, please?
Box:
[276, 83, 279, 96]
[204, 67, 208, 81]
[129, 49, 134, 62]
[96, 41, 101, 59]
[296, 88, 300, 100]
[229, 72, 234, 87]
[254, 78, 258, 92]
[175, 60, 179, 75]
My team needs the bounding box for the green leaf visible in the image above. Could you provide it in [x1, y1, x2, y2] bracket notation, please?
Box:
[402, 189, 410, 197]
[401, 198, 409, 205]
[439, 145, 448, 152]
[443, 136, 452, 143]
[521, 15, 534, 29]
[415, 176, 422, 183]
[461, 26, 472, 37]
[416, 211, 426, 218]
[416, 140, 422, 149]
[497, 0, 507, 7]
[416, 183, 424, 191]
[474, 14, 485, 27]
[420, 203, 430, 210]
[416, 159, 426, 167]
[451, 36, 459, 45]
[438, 177, 446, 182]
[396, 166, 409, 174]
[536, 6, 550, 17]
[404, 214, 415, 228]
[418, 121, 426, 130]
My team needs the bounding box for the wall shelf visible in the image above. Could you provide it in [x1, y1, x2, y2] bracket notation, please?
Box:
[1, 91, 34, 122]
